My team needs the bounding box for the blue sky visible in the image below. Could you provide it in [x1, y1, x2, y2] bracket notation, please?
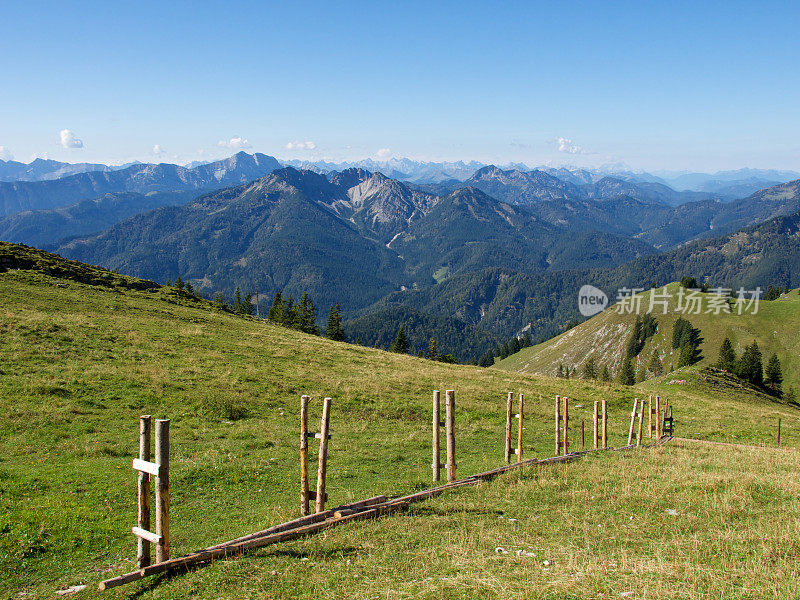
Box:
[1, 1, 799, 171]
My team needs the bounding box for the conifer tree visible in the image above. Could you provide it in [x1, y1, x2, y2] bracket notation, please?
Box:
[676, 342, 695, 368]
[765, 353, 783, 394]
[426, 338, 438, 360]
[478, 353, 493, 367]
[174, 276, 184, 291]
[618, 358, 636, 385]
[268, 291, 284, 323]
[785, 386, 796, 403]
[184, 281, 195, 296]
[738, 341, 763, 386]
[234, 287, 244, 314]
[326, 303, 346, 341]
[390, 325, 408, 353]
[583, 356, 597, 379]
[626, 316, 644, 358]
[672, 317, 690, 349]
[600, 364, 612, 382]
[283, 295, 298, 328]
[716, 337, 737, 372]
[649, 350, 664, 377]
[673, 317, 702, 366]
[296, 292, 318, 334]
[557, 363, 565, 378]
[212, 291, 227, 310]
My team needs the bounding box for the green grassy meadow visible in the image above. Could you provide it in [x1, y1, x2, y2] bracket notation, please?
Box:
[1, 263, 799, 599]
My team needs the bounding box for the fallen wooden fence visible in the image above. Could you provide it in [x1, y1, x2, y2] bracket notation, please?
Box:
[99, 434, 672, 591]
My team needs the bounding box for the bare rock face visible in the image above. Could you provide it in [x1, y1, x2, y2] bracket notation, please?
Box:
[328, 168, 439, 242]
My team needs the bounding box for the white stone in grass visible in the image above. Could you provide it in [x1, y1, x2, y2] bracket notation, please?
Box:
[495, 547, 509, 554]
[508, 518, 518, 522]
[516, 549, 536, 557]
[665, 509, 679, 516]
[543, 559, 552, 567]
[619, 592, 635, 598]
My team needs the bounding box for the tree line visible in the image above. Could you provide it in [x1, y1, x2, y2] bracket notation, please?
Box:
[717, 337, 787, 398]
[388, 325, 457, 363]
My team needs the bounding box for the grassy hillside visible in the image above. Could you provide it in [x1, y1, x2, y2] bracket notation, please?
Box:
[497, 283, 800, 391]
[2, 249, 799, 598]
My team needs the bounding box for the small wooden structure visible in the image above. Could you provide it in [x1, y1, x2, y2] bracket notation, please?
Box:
[433, 390, 442, 481]
[504, 393, 525, 462]
[662, 405, 674, 436]
[300, 396, 332, 515]
[131, 416, 170, 567]
[555, 396, 569, 455]
[445, 390, 456, 481]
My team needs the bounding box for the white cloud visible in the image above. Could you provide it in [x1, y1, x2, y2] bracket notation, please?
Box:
[152, 144, 165, 156]
[555, 137, 591, 155]
[375, 148, 392, 159]
[0, 146, 13, 161]
[218, 136, 252, 150]
[285, 140, 317, 150]
[60, 129, 84, 149]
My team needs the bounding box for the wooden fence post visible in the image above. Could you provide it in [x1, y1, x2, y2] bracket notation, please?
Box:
[562, 397, 569, 455]
[636, 399, 644, 447]
[154, 419, 170, 563]
[648, 395, 653, 438]
[778, 417, 781, 448]
[601, 399, 607, 449]
[555, 395, 561, 455]
[433, 391, 441, 481]
[593, 401, 599, 450]
[137, 416, 151, 568]
[516, 394, 524, 462]
[445, 390, 456, 482]
[504, 392, 512, 464]
[655, 395, 661, 438]
[300, 395, 310, 515]
[627, 398, 638, 446]
[315, 397, 332, 513]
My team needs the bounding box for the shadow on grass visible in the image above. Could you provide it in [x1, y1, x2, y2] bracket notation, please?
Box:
[264, 545, 361, 559]
[410, 506, 503, 517]
[125, 546, 363, 595]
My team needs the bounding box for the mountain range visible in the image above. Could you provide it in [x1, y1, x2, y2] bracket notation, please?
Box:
[45, 165, 800, 355]
[0, 157, 117, 182]
[2, 152, 800, 361]
[55, 168, 655, 320]
[0, 152, 281, 216]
